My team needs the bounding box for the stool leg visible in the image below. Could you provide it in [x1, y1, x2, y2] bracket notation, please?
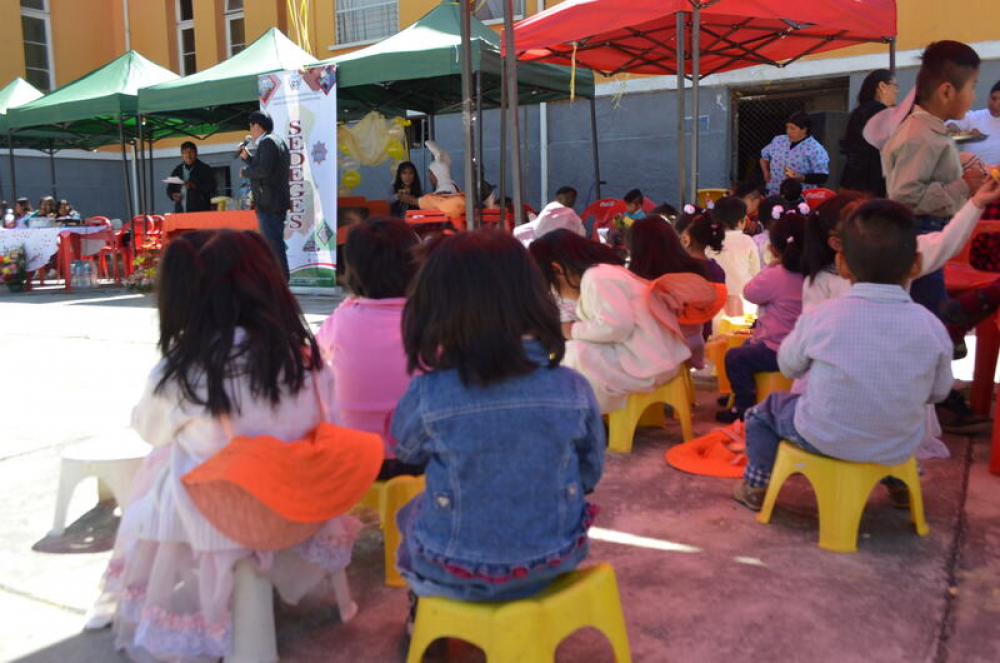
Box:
[383, 477, 424, 587]
[607, 410, 638, 454]
[50, 462, 87, 537]
[990, 408, 1000, 476]
[756, 454, 797, 525]
[898, 466, 930, 537]
[330, 569, 358, 623]
[814, 472, 878, 553]
[225, 560, 278, 663]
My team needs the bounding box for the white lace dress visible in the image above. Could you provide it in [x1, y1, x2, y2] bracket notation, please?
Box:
[90, 361, 361, 662]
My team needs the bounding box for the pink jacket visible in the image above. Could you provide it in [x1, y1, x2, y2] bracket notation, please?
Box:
[316, 297, 412, 456]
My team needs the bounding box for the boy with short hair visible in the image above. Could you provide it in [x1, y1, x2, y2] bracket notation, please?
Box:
[733, 200, 954, 511]
[884, 40, 988, 431]
[555, 186, 578, 209]
[706, 196, 761, 315]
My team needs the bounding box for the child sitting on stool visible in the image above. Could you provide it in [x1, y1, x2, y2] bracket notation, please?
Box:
[733, 200, 955, 511]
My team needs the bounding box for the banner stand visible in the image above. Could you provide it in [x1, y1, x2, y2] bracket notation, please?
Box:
[258, 65, 338, 289]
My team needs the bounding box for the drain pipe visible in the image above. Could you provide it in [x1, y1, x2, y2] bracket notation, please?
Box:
[123, 0, 131, 51]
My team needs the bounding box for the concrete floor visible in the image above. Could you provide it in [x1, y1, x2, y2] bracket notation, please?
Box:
[1, 284, 999, 662]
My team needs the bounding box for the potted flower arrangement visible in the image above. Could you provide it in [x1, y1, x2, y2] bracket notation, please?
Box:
[1, 246, 27, 292]
[125, 235, 162, 294]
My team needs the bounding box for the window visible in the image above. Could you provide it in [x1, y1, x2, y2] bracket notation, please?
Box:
[474, 0, 525, 23]
[176, 0, 196, 75]
[225, 0, 245, 56]
[20, 0, 53, 91]
[335, 0, 398, 46]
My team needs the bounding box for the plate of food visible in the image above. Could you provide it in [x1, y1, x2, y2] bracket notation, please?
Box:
[952, 130, 988, 144]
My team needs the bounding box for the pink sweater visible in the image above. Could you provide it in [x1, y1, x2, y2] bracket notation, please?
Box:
[316, 297, 411, 456]
[743, 265, 804, 352]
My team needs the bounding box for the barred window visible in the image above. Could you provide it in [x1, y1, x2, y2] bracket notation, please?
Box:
[336, 0, 398, 45]
[177, 0, 196, 74]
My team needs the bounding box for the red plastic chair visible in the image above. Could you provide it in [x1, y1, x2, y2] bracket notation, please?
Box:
[481, 208, 514, 232]
[944, 220, 1000, 421]
[405, 209, 456, 238]
[87, 217, 123, 283]
[803, 187, 837, 208]
[121, 215, 163, 277]
[581, 198, 627, 240]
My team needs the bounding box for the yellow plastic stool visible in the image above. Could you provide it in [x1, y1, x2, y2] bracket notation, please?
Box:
[359, 474, 425, 586]
[757, 442, 929, 553]
[696, 188, 729, 208]
[607, 370, 693, 453]
[753, 372, 793, 404]
[406, 563, 632, 663]
[705, 331, 752, 395]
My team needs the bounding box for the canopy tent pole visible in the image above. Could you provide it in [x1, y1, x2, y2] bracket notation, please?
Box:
[459, 0, 476, 227]
[889, 37, 896, 74]
[8, 131, 17, 204]
[503, 0, 524, 225]
[137, 118, 146, 215]
[48, 147, 57, 200]
[499, 58, 508, 215]
[676, 12, 686, 207]
[589, 96, 602, 201]
[118, 118, 135, 246]
[147, 135, 154, 215]
[689, 4, 701, 204]
[476, 69, 484, 222]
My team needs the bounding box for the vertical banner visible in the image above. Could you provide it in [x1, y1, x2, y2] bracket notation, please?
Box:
[258, 65, 338, 287]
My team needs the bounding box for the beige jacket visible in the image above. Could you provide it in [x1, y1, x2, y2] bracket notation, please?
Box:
[883, 107, 969, 217]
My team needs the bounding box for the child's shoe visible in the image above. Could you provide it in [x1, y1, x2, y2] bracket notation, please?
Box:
[732, 481, 766, 511]
[936, 389, 991, 434]
[715, 407, 745, 424]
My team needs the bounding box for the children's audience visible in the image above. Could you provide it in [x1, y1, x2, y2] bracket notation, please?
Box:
[391, 230, 604, 610]
[622, 188, 646, 224]
[732, 180, 762, 230]
[884, 40, 984, 315]
[677, 209, 727, 286]
[705, 196, 762, 315]
[717, 210, 806, 423]
[733, 201, 954, 510]
[753, 194, 791, 266]
[530, 229, 692, 413]
[779, 178, 804, 206]
[91, 230, 360, 661]
[801, 192, 867, 311]
[316, 218, 424, 479]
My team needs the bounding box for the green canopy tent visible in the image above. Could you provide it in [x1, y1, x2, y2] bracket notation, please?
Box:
[0, 77, 43, 202]
[324, 1, 599, 217]
[7, 51, 180, 218]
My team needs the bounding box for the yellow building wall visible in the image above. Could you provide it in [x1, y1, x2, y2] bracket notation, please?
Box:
[0, 0, 27, 86]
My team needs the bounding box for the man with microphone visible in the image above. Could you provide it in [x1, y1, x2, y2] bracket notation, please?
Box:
[240, 110, 291, 280]
[166, 141, 216, 213]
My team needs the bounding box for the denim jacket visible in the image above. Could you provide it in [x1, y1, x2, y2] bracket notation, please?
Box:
[391, 340, 605, 579]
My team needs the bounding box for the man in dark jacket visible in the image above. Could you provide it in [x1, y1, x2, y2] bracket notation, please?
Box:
[166, 142, 216, 213]
[241, 110, 291, 279]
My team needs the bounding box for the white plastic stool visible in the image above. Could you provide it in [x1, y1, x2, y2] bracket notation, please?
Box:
[49, 432, 151, 537]
[226, 560, 357, 663]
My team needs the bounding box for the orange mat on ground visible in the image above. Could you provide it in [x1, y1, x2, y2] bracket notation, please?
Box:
[665, 422, 747, 478]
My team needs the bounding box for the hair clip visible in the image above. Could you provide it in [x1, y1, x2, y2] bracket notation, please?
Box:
[706, 200, 715, 210]
[786, 236, 795, 244]
[797, 202, 811, 215]
[683, 204, 697, 215]
[771, 205, 784, 220]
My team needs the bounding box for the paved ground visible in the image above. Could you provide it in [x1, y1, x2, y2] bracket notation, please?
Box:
[2, 284, 999, 663]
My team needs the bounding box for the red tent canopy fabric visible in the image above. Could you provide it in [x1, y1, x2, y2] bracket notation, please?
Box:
[511, 0, 897, 77]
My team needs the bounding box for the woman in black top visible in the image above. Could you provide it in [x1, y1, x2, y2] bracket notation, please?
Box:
[390, 161, 423, 218]
[840, 69, 898, 196]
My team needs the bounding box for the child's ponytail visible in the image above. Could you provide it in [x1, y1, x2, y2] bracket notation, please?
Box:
[685, 211, 725, 253]
[770, 212, 807, 274]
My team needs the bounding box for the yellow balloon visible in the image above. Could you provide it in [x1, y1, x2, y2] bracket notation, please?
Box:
[386, 140, 406, 160]
[342, 170, 362, 188]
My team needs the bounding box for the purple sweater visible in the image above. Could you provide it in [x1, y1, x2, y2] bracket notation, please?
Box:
[743, 265, 804, 351]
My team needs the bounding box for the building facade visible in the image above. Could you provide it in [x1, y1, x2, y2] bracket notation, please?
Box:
[3, 0, 1000, 219]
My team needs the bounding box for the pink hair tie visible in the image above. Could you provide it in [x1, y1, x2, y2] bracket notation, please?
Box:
[683, 204, 697, 215]
[771, 205, 784, 220]
[797, 202, 811, 215]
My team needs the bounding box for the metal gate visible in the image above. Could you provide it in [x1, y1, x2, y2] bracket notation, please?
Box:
[731, 79, 850, 187]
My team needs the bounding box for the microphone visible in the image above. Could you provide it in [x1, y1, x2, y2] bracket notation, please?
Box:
[235, 134, 252, 160]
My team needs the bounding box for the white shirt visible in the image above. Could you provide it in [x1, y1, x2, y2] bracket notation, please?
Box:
[781, 283, 953, 466]
[949, 108, 1000, 165]
[707, 229, 762, 296]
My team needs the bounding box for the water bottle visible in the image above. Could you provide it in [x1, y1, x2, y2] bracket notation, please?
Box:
[3, 208, 13, 228]
[71, 261, 81, 288]
[86, 262, 94, 288]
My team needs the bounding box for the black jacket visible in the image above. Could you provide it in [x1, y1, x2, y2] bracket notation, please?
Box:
[840, 100, 887, 197]
[242, 133, 291, 214]
[166, 159, 217, 213]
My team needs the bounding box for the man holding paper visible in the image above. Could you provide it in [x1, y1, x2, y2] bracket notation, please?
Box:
[165, 142, 216, 213]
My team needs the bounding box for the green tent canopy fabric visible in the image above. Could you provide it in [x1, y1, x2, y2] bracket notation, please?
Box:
[326, 0, 595, 116]
[0, 77, 43, 133]
[139, 28, 317, 115]
[8, 51, 178, 135]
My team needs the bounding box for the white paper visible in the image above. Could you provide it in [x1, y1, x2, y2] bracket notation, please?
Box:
[162, 176, 184, 185]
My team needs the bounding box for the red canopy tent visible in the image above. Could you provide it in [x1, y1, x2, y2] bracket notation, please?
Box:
[510, 0, 897, 202]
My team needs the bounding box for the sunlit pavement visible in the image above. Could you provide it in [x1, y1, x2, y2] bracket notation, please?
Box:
[2, 285, 999, 662]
